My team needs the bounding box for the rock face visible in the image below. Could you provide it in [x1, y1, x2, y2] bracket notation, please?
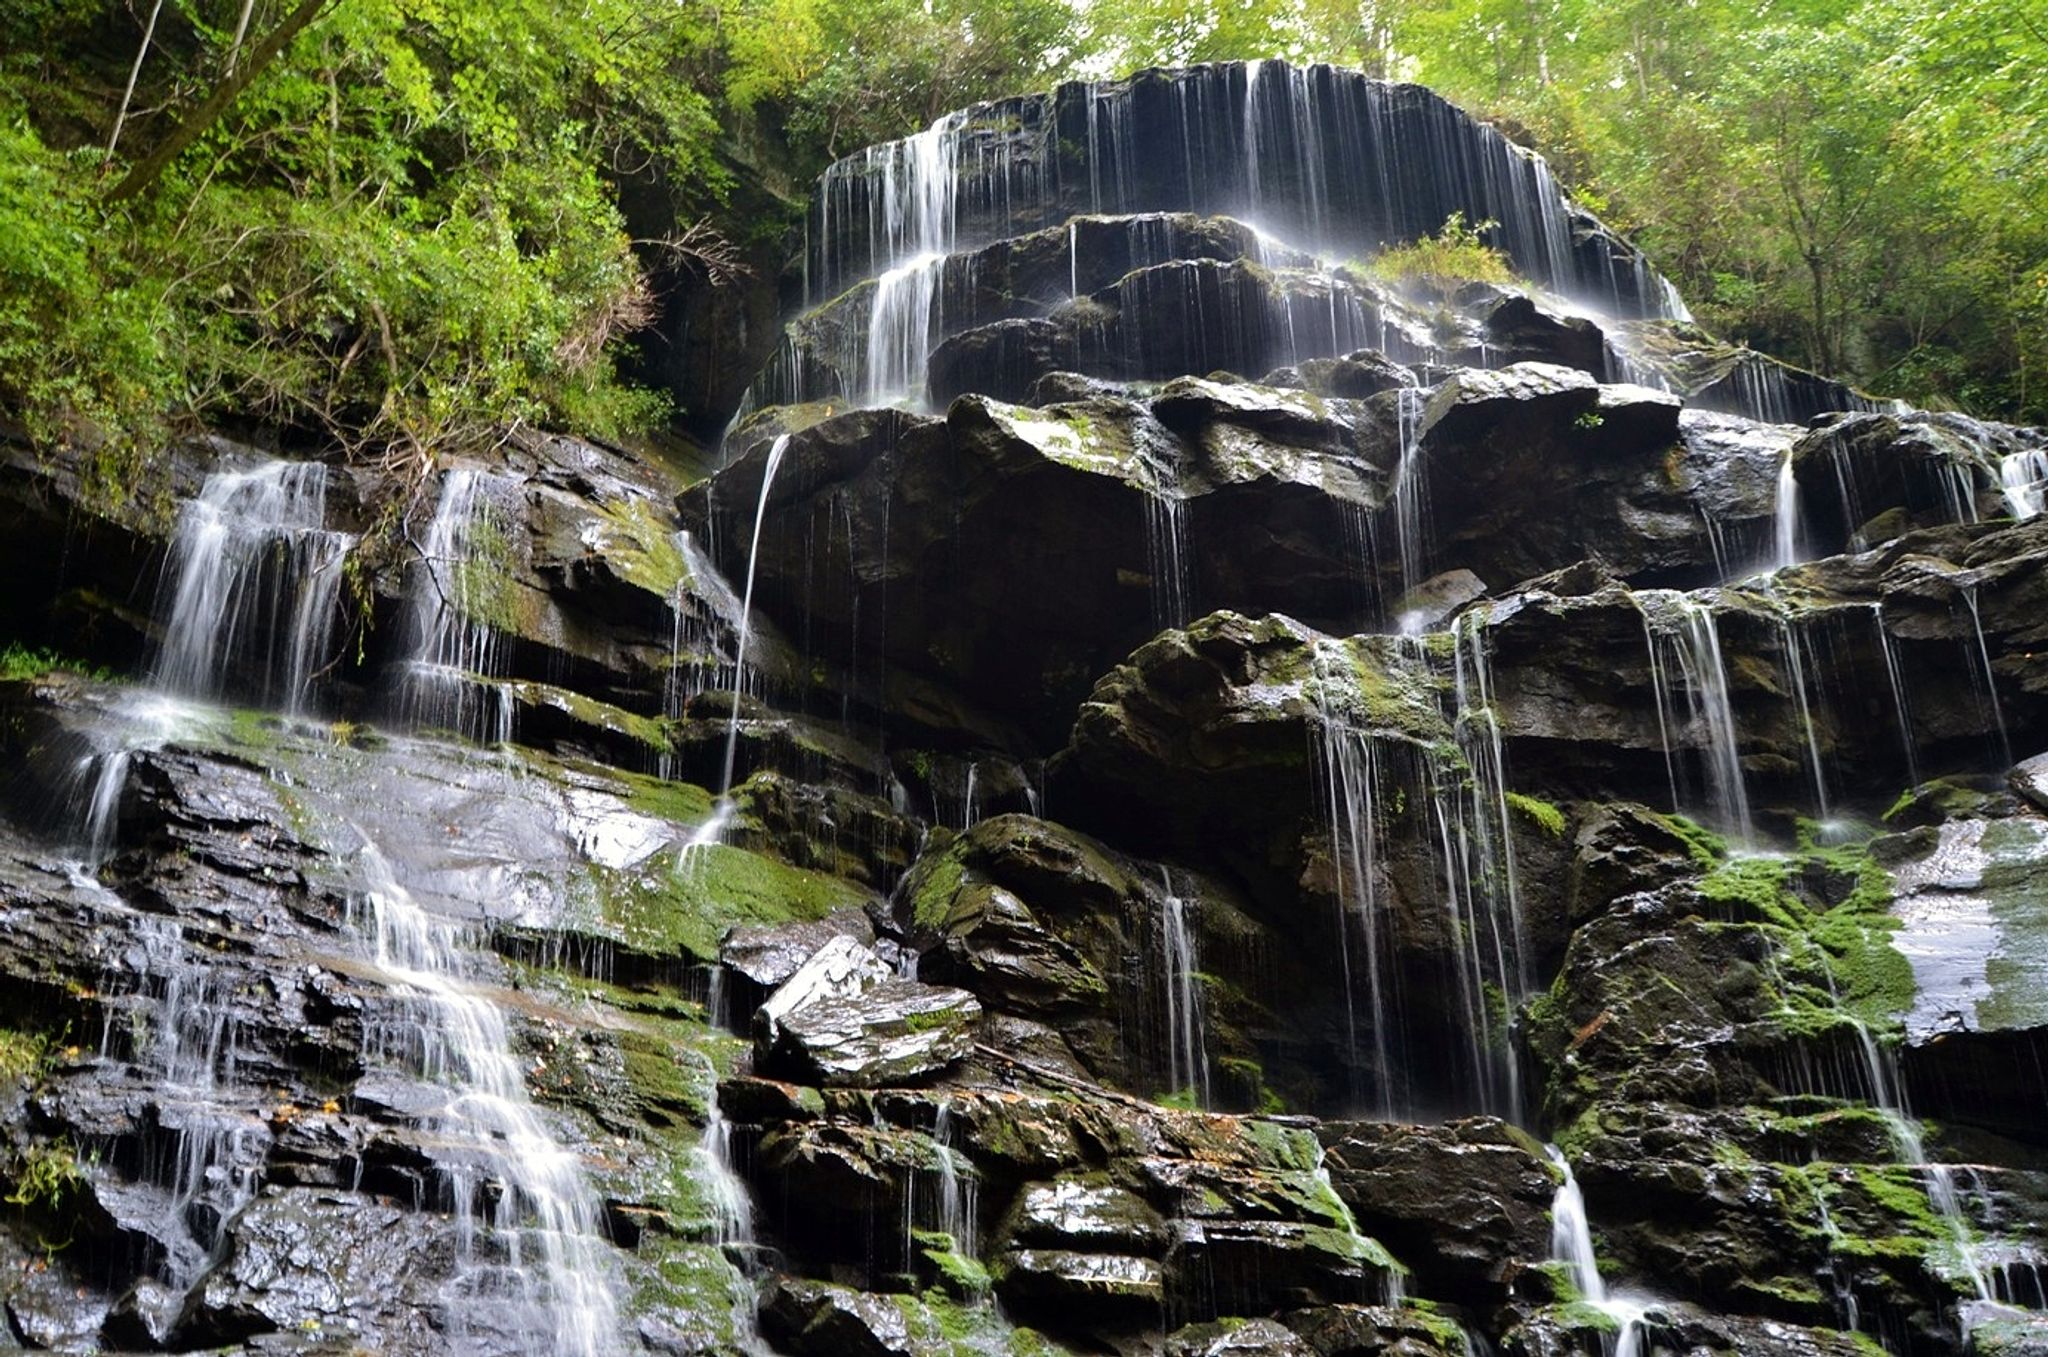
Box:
[0, 57, 2045, 1357]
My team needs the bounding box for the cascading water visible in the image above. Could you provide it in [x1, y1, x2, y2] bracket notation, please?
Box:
[1637, 591, 1754, 845]
[694, 1075, 771, 1350]
[1140, 440, 1192, 630]
[1308, 646, 1395, 1115]
[1156, 867, 1210, 1107]
[719, 435, 791, 799]
[931, 1098, 980, 1265]
[354, 840, 623, 1357]
[105, 915, 269, 1335]
[1388, 385, 1430, 616]
[153, 460, 353, 712]
[395, 467, 517, 743]
[1999, 449, 2048, 519]
[863, 252, 946, 407]
[1546, 1146, 1652, 1355]
[1957, 584, 2012, 766]
[1871, 605, 1922, 790]
[1773, 452, 1801, 572]
[1307, 631, 1526, 1119]
[1450, 611, 1531, 1009]
[808, 62, 1689, 321]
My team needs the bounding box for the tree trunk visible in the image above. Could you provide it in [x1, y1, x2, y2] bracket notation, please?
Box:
[107, 0, 332, 202]
[106, 0, 168, 160]
[1805, 248, 1830, 374]
[225, 0, 259, 73]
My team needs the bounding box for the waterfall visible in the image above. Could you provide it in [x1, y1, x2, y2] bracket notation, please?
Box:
[60, 693, 214, 866]
[355, 840, 624, 1357]
[932, 1099, 980, 1264]
[1140, 440, 1192, 629]
[1307, 632, 1525, 1119]
[1637, 592, 1754, 846]
[1999, 449, 2048, 519]
[1763, 598, 1832, 820]
[109, 915, 268, 1334]
[1308, 654, 1394, 1116]
[1870, 605, 1921, 789]
[806, 62, 1688, 321]
[959, 760, 980, 832]
[666, 528, 750, 782]
[1388, 385, 1430, 614]
[153, 460, 353, 712]
[395, 467, 517, 743]
[1546, 1146, 1652, 1355]
[719, 434, 791, 799]
[1451, 612, 1531, 1006]
[1773, 452, 1801, 572]
[695, 1078, 770, 1349]
[863, 252, 945, 407]
[1957, 584, 2012, 766]
[1157, 868, 1210, 1107]
[1846, 1023, 1993, 1306]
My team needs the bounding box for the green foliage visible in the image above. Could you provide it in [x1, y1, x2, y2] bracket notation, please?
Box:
[1, 0, 720, 482]
[4, 0, 2038, 493]
[1363, 212, 1514, 300]
[5, 1140, 84, 1212]
[0, 1028, 52, 1084]
[0, 643, 112, 682]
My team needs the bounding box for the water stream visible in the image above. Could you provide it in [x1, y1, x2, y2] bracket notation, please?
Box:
[1156, 867, 1210, 1107]
[394, 467, 516, 743]
[1546, 1146, 1652, 1356]
[355, 839, 624, 1356]
[153, 460, 353, 712]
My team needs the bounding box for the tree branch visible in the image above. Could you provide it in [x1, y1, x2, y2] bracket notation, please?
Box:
[107, 0, 333, 203]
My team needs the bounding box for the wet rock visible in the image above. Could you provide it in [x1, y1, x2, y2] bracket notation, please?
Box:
[1481, 294, 1608, 374]
[1279, 1303, 1475, 1355]
[1791, 411, 2043, 555]
[194, 1188, 441, 1349]
[756, 934, 982, 1085]
[722, 912, 876, 990]
[999, 1181, 1168, 1254]
[1164, 1216, 1395, 1317]
[1318, 1118, 1556, 1303]
[1167, 1316, 1317, 1356]
[1417, 362, 1599, 443]
[765, 976, 982, 1087]
[1287, 351, 1419, 399]
[1392, 568, 1488, 631]
[758, 1278, 922, 1357]
[997, 1247, 1165, 1321]
[1567, 802, 1705, 923]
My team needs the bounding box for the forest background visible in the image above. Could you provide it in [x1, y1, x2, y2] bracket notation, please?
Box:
[3, 0, 2041, 490]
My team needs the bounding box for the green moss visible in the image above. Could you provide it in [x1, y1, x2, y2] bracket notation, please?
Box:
[1238, 1118, 1321, 1173]
[1400, 1300, 1477, 1350]
[1505, 791, 1567, 838]
[1216, 1055, 1286, 1114]
[504, 680, 671, 752]
[914, 1229, 992, 1297]
[590, 495, 689, 599]
[616, 772, 715, 827]
[574, 842, 870, 961]
[453, 512, 522, 632]
[909, 850, 970, 932]
[1549, 1300, 1622, 1335]
[1653, 812, 1728, 868]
